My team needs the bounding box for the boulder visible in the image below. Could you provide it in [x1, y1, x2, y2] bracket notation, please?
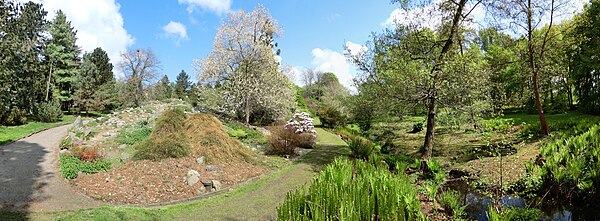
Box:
[196, 156, 205, 165]
[211, 180, 222, 191]
[186, 170, 200, 186]
[73, 116, 83, 130]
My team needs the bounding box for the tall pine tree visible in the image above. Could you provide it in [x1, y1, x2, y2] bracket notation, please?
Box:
[175, 70, 190, 99]
[46, 10, 80, 110]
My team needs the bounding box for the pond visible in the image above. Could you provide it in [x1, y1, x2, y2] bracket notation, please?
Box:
[444, 179, 599, 221]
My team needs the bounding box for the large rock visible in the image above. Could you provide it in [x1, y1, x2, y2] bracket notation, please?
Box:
[196, 156, 205, 165]
[73, 116, 83, 130]
[211, 180, 222, 191]
[186, 170, 200, 186]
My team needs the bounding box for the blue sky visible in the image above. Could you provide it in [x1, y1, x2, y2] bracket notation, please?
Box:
[116, 0, 400, 87]
[22, 0, 586, 89]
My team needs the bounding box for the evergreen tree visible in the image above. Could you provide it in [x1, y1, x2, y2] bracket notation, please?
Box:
[87, 47, 113, 85]
[175, 70, 190, 99]
[47, 10, 80, 110]
[73, 59, 98, 112]
[161, 75, 172, 99]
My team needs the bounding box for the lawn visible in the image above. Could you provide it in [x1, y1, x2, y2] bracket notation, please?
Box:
[0, 115, 76, 145]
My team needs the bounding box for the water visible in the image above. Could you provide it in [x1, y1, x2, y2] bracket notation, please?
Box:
[445, 179, 598, 221]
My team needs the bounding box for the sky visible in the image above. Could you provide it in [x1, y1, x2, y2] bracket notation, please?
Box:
[17, 0, 588, 90]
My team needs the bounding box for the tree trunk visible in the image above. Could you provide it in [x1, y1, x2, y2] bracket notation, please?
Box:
[245, 97, 250, 125]
[45, 63, 53, 101]
[528, 0, 550, 135]
[422, 97, 437, 159]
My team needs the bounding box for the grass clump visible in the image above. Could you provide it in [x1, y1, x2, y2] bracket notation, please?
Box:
[487, 207, 542, 221]
[227, 129, 248, 139]
[348, 136, 376, 160]
[278, 158, 423, 221]
[133, 108, 190, 161]
[115, 127, 152, 145]
[438, 190, 466, 217]
[60, 155, 112, 179]
[223, 119, 266, 145]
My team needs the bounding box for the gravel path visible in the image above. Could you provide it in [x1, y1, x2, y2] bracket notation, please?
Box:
[0, 125, 104, 212]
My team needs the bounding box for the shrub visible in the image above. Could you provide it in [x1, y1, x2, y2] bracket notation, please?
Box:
[480, 118, 514, 132]
[132, 108, 190, 161]
[227, 129, 248, 139]
[59, 155, 111, 179]
[318, 105, 346, 128]
[285, 112, 316, 148]
[3, 107, 27, 126]
[438, 190, 466, 217]
[348, 136, 376, 160]
[411, 122, 424, 133]
[267, 126, 300, 156]
[223, 120, 266, 145]
[278, 158, 423, 220]
[34, 101, 63, 123]
[68, 146, 102, 162]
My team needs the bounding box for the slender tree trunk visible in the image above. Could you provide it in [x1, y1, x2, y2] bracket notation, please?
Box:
[422, 97, 437, 159]
[528, 0, 550, 135]
[245, 96, 250, 125]
[45, 63, 53, 101]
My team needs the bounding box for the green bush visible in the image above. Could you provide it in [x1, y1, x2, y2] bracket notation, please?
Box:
[227, 129, 248, 139]
[223, 120, 266, 145]
[487, 207, 542, 221]
[348, 136, 376, 160]
[278, 158, 423, 221]
[480, 118, 514, 132]
[318, 105, 346, 128]
[34, 101, 63, 123]
[411, 122, 424, 133]
[132, 108, 190, 161]
[60, 155, 111, 179]
[3, 107, 27, 126]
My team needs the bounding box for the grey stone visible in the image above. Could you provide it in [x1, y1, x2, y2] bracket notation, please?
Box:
[206, 165, 218, 172]
[196, 186, 207, 195]
[196, 156, 205, 165]
[71, 137, 83, 146]
[186, 170, 200, 186]
[73, 116, 83, 130]
[211, 180, 222, 191]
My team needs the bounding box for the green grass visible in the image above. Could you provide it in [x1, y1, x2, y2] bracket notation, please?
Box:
[0, 115, 76, 145]
[501, 112, 600, 126]
[314, 128, 347, 147]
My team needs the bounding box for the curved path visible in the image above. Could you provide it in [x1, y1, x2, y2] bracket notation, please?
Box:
[0, 125, 104, 212]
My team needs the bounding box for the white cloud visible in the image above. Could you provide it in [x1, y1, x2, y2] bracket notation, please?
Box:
[162, 21, 189, 45]
[18, 0, 134, 77]
[382, 0, 444, 30]
[345, 41, 367, 57]
[311, 48, 355, 91]
[178, 0, 232, 15]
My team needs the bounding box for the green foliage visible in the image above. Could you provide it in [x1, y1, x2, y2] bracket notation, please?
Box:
[411, 122, 424, 133]
[59, 155, 111, 179]
[278, 158, 423, 221]
[438, 190, 466, 217]
[115, 127, 152, 145]
[572, 0, 600, 114]
[294, 87, 309, 113]
[34, 101, 63, 122]
[3, 107, 28, 126]
[175, 70, 191, 99]
[517, 115, 600, 140]
[480, 118, 514, 132]
[348, 136, 376, 160]
[318, 105, 346, 128]
[527, 125, 600, 196]
[223, 120, 266, 145]
[487, 207, 542, 221]
[227, 129, 248, 139]
[133, 108, 190, 161]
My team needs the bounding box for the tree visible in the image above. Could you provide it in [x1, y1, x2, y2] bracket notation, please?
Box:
[73, 58, 99, 112]
[196, 4, 293, 125]
[118, 48, 160, 107]
[487, 0, 570, 135]
[571, 0, 600, 113]
[175, 70, 191, 99]
[160, 75, 172, 99]
[47, 10, 80, 110]
[87, 47, 113, 86]
[350, 0, 484, 161]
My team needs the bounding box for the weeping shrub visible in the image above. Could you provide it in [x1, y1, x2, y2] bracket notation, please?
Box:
[277, 158, 423, 221]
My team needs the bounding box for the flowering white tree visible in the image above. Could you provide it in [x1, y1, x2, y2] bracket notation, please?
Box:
[195, 4, 293, 125]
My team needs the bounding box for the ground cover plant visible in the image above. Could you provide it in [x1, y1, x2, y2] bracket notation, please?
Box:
[278, 158, 423, 221]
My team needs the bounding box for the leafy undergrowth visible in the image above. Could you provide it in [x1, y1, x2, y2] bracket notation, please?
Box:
[278, 158, 423, 221]
[0, 115, 76, 144]
[60, 155, 112, 179]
